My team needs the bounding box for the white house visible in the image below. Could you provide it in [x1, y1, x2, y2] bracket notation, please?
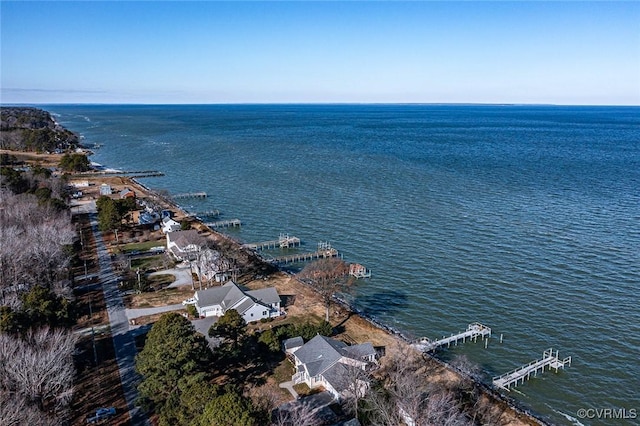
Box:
[99, 183, 112, 196]
[194, 281, 281, 322]
[291, 335, 377, 399]
[166, 230, 200, 261]
[162, 216, 181, 233]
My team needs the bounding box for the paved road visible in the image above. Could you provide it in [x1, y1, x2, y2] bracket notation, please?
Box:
[89, 214, 150, 426]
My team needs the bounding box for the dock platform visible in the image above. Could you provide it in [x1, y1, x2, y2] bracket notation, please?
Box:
[493, 348, 571, 391]
[349, 263, 371, 278]
[413, 323, 492, 352]
[269, 242, 338, 264]
[244, 234, 301, 250]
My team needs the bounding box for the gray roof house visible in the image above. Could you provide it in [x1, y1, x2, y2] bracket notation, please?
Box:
[283, 336, 304, 354]
[194, 281, 281, 322]
[291, 335, 377, 399]
[166, 230, 200, 260]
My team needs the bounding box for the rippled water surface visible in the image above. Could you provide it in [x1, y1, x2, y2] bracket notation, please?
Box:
[50, 104, 640, 425]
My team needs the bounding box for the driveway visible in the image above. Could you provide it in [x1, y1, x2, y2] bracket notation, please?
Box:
[149, 267, 193, 288]
[126, 304, 184, 321]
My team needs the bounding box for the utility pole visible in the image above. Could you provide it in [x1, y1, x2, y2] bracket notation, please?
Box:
[89, 301, 98, 365]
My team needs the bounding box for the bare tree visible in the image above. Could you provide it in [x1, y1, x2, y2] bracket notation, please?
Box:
[0, 327, 77, 415]
[0, 190, 74, 305]
[368, 344, 472, 426]
[0, 392, 60, 426]
[362, 384, 403, 426]
[340, 362, 373, 419]
[271, 401, 320, 426]
[297, 257, 350, 321]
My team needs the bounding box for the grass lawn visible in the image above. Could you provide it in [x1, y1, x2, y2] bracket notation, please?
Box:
[125, 287, 194, 308]
[146, 273, 175, 289]
[130, 255, 167, 271]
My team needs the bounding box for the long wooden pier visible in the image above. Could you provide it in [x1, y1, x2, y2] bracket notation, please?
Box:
[268, 242, 338, 264]
[413, 323, 492, 352]
[243, 234, 301, 250]
[493, 348, 571, 391]
[77, 170, 164, 178]
[205, 219, 241, 228]
[189, 210, 220, 218]
[173, 191, 207, 199]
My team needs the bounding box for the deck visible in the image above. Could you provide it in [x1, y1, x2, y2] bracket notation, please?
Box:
[413, 323, 492, 352]
[493, 348, 571, 390]
[243, 234, 301, 250]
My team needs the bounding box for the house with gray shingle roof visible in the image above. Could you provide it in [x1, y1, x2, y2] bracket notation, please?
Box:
[291, 335, 377, 399]
[194, 281, 281, 322]
[166, 229, 200, 260]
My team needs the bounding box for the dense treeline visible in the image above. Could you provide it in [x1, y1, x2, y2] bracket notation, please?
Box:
[96, 195, 137, 231]
[0, 177, 77, 423]
[0, 107, 79, 152]
[0, 159, 69, 210]
[58, 152, 91, 172]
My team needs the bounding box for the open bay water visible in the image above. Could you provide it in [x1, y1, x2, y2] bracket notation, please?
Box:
[50, 104, 639, 425]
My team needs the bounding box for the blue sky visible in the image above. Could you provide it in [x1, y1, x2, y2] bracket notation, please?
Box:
[1, 1, 639, 105]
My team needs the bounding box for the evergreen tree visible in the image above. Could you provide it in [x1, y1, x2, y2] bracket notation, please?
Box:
[208, 309, 246, 350]
[136, 313, 212, 410]
[199, 390, 258, 426]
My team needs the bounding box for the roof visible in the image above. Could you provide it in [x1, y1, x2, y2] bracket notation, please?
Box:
[342, 343, 376, 360]
[283, 336, 304, 350]
[294, 335, 348, 377]
[120, 187, 135, 198]
[294, 335, 375, 378]
[162, 216, 179, 225]
[233, 297, 257, 315]
[195, 281, 279, 313]
[246, 287, 281, 305]
[322, 362, 352, 392]
[195, 281, 245, 310]
[167, 230, 200, 249]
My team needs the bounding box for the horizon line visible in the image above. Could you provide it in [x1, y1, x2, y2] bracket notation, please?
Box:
[2, 101, 639, 108]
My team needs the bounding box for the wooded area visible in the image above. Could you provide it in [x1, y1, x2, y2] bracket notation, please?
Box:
[0, 107, 79, 152]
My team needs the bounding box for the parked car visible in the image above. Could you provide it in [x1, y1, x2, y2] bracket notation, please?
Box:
[182, 297, 196, 305]
[86, 407, 116, 424]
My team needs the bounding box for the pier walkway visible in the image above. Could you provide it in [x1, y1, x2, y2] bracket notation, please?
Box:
[173, 191, 207, 199]
[77, 170, 164, 178]
[413, 323, 492, 352]
[205, 219, 241, 228]
[269, 242, 338, 264]
[244, 234, 301, 250]
[493, 348, 571, 391]
[189, 210, 220, 218]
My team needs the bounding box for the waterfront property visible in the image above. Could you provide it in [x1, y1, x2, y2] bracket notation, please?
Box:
[291, 335, 377, 400]
[166, 229, 200, 261]
[194, 281, 281, 322]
